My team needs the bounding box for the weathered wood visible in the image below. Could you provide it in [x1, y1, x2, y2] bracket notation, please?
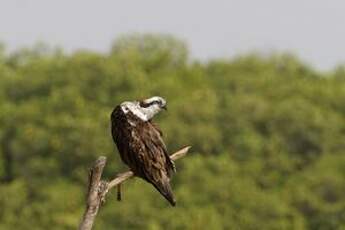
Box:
[78, 146, 191, 230]
[78, 157, 106, 230]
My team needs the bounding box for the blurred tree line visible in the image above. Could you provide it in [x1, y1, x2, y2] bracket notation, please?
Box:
[0, 34, 344, 229]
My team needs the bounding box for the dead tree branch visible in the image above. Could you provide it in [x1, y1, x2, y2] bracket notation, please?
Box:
[78, 146, 191, 230]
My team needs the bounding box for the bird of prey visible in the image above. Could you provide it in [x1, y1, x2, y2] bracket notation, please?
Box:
[111, 96, 176, 206]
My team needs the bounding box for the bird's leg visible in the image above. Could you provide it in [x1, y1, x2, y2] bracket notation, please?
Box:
[117, 183, 122, 201]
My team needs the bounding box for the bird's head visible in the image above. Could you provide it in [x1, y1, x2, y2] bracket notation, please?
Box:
[120, 96, 167, 121]
[140, 96, 167, 111]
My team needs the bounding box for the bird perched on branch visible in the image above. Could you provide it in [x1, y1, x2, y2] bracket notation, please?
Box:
[111, 96, 176, 206]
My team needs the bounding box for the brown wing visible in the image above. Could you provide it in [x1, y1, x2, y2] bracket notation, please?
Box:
[139, 121, 175, 177]
[111, 107, 176, 206]
[149, 121, 176, 174]
[130, 121, 176, 205]
[111, 106, 135, 167]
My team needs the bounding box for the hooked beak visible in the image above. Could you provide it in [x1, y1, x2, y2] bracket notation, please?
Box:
[162, 105, 168, 111]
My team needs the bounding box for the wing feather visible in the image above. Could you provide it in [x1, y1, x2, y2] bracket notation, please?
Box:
[111, 107, 176, 205]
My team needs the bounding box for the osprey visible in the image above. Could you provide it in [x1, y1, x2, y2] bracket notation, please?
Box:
[111, 96, 176, 206]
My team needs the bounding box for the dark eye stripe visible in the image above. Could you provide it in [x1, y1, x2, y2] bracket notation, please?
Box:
[140, 101, 160, 108]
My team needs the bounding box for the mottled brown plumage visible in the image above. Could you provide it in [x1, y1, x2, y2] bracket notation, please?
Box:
[111, 99, 176, 206]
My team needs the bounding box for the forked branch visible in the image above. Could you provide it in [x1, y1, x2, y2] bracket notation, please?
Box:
[78, 146, 191, 230]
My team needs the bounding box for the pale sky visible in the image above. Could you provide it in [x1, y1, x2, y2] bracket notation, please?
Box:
[1, 0, 345, 70]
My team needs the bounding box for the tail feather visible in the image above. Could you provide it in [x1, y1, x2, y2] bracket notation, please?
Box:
[152, 179, 176, 206]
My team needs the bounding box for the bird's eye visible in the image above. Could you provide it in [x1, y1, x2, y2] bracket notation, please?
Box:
[139, 101, 150, 108]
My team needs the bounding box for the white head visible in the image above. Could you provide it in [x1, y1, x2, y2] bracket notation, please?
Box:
[120, 96, 167, 121]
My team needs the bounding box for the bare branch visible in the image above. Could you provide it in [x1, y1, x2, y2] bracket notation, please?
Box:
[170, 146, 191, 161]
[78, 146, 191, 230]
[78, 157, 106, 230]
[106, 145, 191, 192]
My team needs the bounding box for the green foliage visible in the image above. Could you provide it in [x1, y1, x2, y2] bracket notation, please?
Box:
[0, 34, 344, 229]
